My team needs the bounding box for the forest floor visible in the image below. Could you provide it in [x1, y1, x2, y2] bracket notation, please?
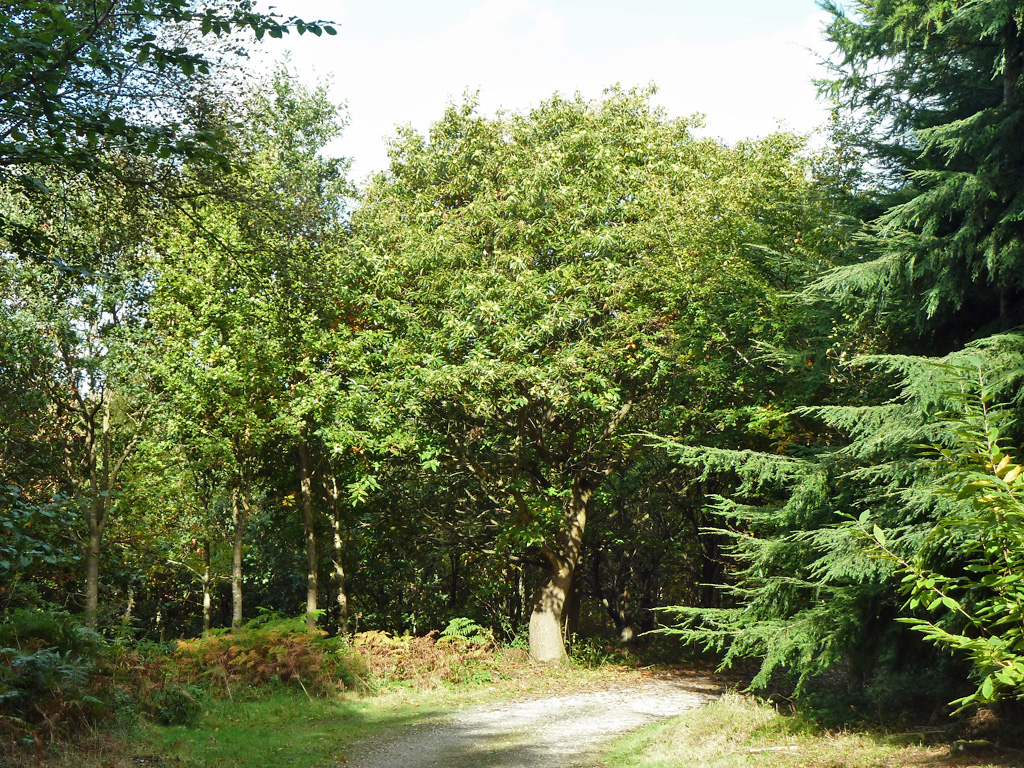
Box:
[13, 662, 1024, 768]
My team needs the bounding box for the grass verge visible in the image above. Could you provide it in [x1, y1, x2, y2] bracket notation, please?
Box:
[5, 655, 664, 767]
[605, 694, 1023, 768]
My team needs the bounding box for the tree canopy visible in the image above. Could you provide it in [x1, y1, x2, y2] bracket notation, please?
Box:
[3, 0, 1024, 732]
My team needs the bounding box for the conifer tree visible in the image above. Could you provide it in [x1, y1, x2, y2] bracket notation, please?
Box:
[818, 0, 1024, 346]
[661, 1, 1024, 708]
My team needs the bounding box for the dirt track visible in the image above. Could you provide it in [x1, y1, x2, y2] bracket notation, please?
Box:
[344, 675, 715, 768]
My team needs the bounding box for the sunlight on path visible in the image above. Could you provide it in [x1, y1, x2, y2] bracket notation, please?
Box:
[345, 679, 709, 768]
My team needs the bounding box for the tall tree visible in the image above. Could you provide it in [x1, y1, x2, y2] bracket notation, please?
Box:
[661, 1, 1024, 709]
[353, 88, 825, 662]
[1, 170, 158, 623]
[151, 69, 352, 631]
[818, 0, 1024, 347]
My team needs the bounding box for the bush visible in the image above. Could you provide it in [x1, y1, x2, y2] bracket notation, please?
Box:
[140, 681, 203, 726]
[353, 629, 506, 688]
[171, 612, 368, 698]
[861, 380, 1024, 711]
[0, 609, 113, 743]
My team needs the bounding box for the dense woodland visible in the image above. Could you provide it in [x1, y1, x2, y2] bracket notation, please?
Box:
[3, 0, 1024, 731]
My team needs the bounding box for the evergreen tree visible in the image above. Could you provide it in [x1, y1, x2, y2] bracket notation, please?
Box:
[818, 0, 1024, 347]
[662, 1, 1024, 712]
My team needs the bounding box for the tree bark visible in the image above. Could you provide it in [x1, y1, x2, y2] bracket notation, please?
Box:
[326, 472, 349, 634]
[84, 511, 103, 622]
[202, 537, 212, 636]
[230, 481, 248, 631]
[1003, 20, 1022, 108]
[528, 482, 591, 663]
[529, 560, 573, 663]
[82, 399, 106, 624]
[563, 568, 582, 650]
[297, 438, 318, 631]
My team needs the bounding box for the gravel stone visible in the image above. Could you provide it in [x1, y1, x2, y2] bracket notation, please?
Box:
[345, 678, 710, 768]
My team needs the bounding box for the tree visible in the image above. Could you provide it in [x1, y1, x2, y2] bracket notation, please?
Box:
[817, 0, 1024, 347]
[151, 69, 352, 631]
[1, 1, 336, 255]
[655, 2, 1024, 714]
[353, 88, 825, 662]
[660, 337, 1024, 704]
[863, 365, 1024, 710]
[1, 169, 160, 624]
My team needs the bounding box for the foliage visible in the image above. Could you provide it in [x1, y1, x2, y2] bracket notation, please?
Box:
[659, 335, 1024, 702]
[817, 0, 1024, 344]
[352, 629, 506, 688]
[567, 635, 632, 668]
[172, 612, 365, 697]
[353, 85, 827, 660]
[0, 0, 337, 255]
[861, 369, 1024, 710]
[439, 617, 492, 646]
[0, 609, 112, 742]
[0, 487, 76, 583]
[647, 0, 1024, 716]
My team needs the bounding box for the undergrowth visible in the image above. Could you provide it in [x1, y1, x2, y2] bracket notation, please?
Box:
[0, 609, 116, 752]
[169, 612, 368, 699]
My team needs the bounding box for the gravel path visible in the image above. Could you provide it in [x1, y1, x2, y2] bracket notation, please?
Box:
[344, 677, 712, 768]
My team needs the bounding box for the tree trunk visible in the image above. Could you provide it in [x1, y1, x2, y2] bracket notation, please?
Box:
[202, 538, 212, 636]
[529, 561, 573, 663]
[84, 502, 103, 623]
[231, 481, 248, 631]
[297, 439, 318, 631]
[76, 393, 146, 626]
[528, 482, 591, 663]
[83, 400, 111, 626]
[1003, 20, 1022, 108]
[326, 472, 349, 635]
[563, 568, 582, 650]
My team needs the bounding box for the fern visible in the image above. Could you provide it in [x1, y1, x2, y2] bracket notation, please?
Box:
[439, 617, 491, 646]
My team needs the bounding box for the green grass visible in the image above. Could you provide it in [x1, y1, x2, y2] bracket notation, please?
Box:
[144, 689, 442, 767]
[605, 694, 1022, 768]
[143, 674, 595, 767]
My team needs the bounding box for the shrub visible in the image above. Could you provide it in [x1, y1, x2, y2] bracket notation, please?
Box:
[171, 612, 368, 698]
[353, 629, 506, 688]
[438, 617, 492, 647]
[0, 609, 112, 743]
[861, 378, 1024, 711]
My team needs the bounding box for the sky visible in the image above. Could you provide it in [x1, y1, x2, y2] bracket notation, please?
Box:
[254, 1, 837, 182]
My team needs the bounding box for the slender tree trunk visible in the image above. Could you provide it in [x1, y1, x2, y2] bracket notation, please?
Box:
[123, 586, 135, 625]
[76, 392, 146, 626]
[202, 538, 212, 636]
[326, 472, 349, 634]
[83, 400, 109, 625]
[1003, 20, 1022, 108]
[231, 481, 247, 631]
[84, 499, 103, 622]
[528, 482, 591, 663]
[1000, 22, 1023, 330]
[563, 568, 582, 650]
[297, 438, 319, 631]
